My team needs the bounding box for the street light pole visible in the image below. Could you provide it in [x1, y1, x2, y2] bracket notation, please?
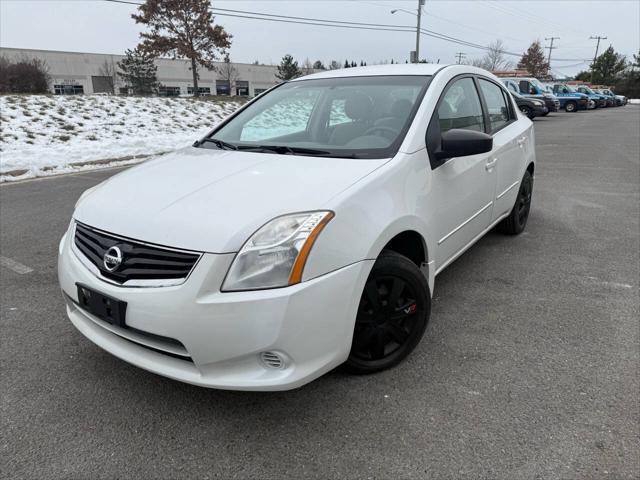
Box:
[391, 2, 425, 63]
[415, 0, 423, 63]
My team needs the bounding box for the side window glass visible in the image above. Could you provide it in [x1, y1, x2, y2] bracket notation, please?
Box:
[478, 79, 510, 132]
[519, 80, 528, 93]
[437, 78, 484, 134]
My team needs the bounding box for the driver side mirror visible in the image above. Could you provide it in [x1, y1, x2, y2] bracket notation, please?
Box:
[434, 129, 493, 161]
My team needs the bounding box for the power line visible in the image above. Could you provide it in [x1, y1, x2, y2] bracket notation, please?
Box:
[102, 0, 591, 63]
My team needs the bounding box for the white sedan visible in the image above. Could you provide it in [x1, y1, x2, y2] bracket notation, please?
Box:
[58, 64, 536, 390]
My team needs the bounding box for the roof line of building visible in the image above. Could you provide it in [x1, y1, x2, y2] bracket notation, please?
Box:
[0, 46, 278, 69]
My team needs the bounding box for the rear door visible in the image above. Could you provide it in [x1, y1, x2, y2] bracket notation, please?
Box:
[426, 76, 497, 269]
[476, 77, 529, 220]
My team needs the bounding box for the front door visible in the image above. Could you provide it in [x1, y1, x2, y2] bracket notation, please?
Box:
[426, 76, 497, 270]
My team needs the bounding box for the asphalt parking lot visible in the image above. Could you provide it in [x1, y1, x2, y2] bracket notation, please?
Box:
[1, 106, 639, 479]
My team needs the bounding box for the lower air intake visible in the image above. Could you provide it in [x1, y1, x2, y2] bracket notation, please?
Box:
[260, 351, 286, 369]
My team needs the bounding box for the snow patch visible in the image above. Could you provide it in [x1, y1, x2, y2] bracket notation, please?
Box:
[0, 95, 244, 181]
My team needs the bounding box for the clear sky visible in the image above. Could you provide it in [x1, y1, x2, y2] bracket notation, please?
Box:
[1, 0, 638, 76]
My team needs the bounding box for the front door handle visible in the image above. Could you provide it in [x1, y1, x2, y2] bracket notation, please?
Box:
[485, 158, 498, 171]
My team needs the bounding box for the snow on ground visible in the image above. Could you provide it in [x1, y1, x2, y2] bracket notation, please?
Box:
[0, 94, 245, 181]
[629, 99, 640, 104]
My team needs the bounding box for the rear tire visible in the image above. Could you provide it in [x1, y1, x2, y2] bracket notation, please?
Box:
[565, 101, 577, 113]
[498, 170, 533, 235]
[345, 251, 430, 374]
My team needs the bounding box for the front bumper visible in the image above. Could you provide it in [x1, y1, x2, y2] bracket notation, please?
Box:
[543, 98, 559, 112]
[58, 226, 373, 390]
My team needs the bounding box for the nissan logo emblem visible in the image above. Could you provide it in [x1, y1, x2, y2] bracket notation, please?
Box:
[103, 246, 123, 272]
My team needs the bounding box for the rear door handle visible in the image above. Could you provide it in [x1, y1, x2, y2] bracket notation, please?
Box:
[485, 158, 497, 171]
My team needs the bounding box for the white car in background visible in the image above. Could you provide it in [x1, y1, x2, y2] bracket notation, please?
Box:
[58, 64, 536, 390]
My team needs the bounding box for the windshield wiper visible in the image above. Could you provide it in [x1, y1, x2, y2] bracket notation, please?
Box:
[194, 137, 238, 150]
[236, 145, 331, 156]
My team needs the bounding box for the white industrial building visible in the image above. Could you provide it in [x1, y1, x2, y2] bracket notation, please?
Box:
[0, 47, 286, 96]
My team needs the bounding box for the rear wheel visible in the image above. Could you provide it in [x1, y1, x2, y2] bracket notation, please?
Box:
[345, 251, 430, 374]
[498, 170, 533, 235]
[565, 101, 577, 113]
[541, 111, 550, 116]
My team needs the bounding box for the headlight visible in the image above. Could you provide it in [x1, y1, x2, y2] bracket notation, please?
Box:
[532, 100, 544, 106]
[222, 211, 334, 291]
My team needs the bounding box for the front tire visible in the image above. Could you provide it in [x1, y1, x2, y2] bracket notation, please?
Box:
[498, 170, 533, 235]
[565, 101, 577, 113]
[345, 251, 430, 374]
[520, 106, 534, 119]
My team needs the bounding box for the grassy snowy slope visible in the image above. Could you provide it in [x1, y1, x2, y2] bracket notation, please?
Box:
[0, 95, 245, 181]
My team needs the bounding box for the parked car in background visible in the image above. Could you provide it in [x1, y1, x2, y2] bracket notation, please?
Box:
[594, 88, 626, 106]
[58, 64, 536, 390]
[575, 86, 607, 108]
[509, 90, 547, 119]
[593, 89, 616, 107]
[502, 77, 560, 115]
[547, 83, 590, 112]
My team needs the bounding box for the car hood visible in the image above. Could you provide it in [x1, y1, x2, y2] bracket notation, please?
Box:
[74, 147, 387, 253]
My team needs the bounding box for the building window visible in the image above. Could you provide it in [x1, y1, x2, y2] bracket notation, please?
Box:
[187, 86, 211, 95]
[54, 84, 84, 95]
[236, 80, 249, 96]
[216, 80, 230, 95]
[254, 88, 268, 96]
[158, 86, 181, 97]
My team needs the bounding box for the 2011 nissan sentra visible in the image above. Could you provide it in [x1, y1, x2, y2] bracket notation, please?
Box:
[58, 64, 536, 391]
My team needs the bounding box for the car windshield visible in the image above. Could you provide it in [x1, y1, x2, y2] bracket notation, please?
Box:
[202, 75, 432, 159]
[563, 85, 577, 93]
[530, 79, 546, 91]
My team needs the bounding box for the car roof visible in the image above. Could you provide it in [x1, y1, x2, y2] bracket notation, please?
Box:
[290, 63, 449, 81]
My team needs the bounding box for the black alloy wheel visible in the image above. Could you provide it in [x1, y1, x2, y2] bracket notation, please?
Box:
[346, 251, 430, 374]
[498, 170, 533, 235]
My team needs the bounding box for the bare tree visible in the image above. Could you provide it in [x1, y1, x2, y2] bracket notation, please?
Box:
[98, 59, 117, 94]
[218, 54, 238, 95]
[301, 57, 314, 76]
[467, 40, 513, 71]
[328, 60, 341, 70]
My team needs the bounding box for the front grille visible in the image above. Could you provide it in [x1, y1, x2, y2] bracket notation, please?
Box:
[74, 222, 200, 284]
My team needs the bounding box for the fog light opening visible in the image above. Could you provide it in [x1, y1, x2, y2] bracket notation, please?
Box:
[259, 351, 286, 370]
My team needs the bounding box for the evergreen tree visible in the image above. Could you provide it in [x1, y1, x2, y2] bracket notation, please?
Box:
[351, 61, 357, 67]
[275, 54, 301, 80]
[344, 59, 350, 68]
[517, 40, 549, 77]
[589, 46, 627, 84]
[117, 48, 158, 95]
[312, 60, 325, 70]
[132, 0, 231, 96]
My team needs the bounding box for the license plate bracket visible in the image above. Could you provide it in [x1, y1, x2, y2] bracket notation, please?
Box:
[76, 283, 127, 328]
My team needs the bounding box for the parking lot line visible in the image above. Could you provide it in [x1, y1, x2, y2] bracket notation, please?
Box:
[0, 256, 34, 274]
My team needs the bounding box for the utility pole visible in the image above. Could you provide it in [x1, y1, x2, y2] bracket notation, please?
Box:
[545, 37, 559, 76]
[415, 0, 425, 63]
[589, 35, 607, 83]
[455, 52, 466, 64]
